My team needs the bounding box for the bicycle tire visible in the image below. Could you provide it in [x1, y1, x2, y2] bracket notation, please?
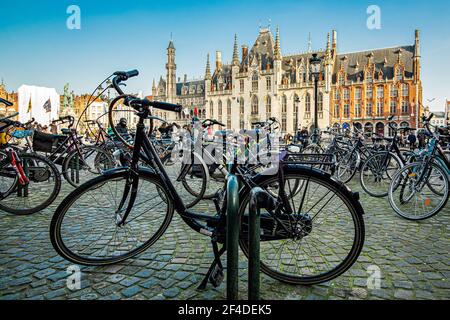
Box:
[388, 161, 449, 221]
[0, 152, 61, 215]
[50, 169, 174, 265]
[238, 167, 365, 285]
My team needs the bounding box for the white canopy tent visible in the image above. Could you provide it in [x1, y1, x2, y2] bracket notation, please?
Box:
[18, 85, 60, 127]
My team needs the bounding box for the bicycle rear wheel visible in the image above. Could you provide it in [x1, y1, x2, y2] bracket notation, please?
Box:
[335, 149, 359, 183]
[161, 151, 208, 208]
[360, 151, 402, 198]
[388, 162, 449, 220]
[0, 152, 61, 215]
[50, 170, 174, 265]
[63, 145, 115, 187]
[239, 168, 365, 285]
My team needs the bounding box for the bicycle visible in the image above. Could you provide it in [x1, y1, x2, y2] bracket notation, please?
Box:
[50, 70, 365, 286]
[388, 113, 450, 220]
[359, 117, 418, 198]
[0, 105, 61, 215]
[29, 116, 114, 187]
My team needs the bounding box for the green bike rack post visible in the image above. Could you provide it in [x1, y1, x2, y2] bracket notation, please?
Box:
[248, 187, 277, 301]
[226, 174, 239, 300]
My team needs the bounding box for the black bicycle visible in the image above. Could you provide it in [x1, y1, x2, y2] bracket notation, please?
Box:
[50, 70, 365, 286]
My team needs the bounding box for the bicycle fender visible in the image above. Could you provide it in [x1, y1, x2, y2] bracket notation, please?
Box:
[102, 166, 157, 177]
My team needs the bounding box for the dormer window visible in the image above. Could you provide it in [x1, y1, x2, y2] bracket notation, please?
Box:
[365, 70, 373, 83]
[395, 67, 403, 81]
[339, 73, 345, 85]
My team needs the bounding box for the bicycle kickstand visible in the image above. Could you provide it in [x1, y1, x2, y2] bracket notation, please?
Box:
[197, 240, 226, 291]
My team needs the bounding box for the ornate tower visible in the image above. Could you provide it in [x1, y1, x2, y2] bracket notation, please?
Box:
[205, 54, 212, 98]
[324, 33, 333, 94]
[166, 40, 177, 103]
[331, 30, 337, 59]
[413, 29, 421, 84]
[274, 26, 282, 87]
[232, 34, 240, 67]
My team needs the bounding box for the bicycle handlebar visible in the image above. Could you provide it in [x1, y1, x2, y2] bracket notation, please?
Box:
[202, 119, 225, 127]
[111, 70, 182, 113]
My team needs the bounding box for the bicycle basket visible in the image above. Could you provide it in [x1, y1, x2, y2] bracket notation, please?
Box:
[33, 131, 61, 153]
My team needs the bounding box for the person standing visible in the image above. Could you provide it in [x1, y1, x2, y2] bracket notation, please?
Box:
[407, 130, 417, 150]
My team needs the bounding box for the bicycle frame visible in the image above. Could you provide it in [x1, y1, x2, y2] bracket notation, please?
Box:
[118, 110, 222, 236]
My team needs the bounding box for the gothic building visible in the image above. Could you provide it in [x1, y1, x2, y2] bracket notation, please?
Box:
[0, 82, 18, 118]
[152, 27, 422, 135]
[330, 30, 422, 135]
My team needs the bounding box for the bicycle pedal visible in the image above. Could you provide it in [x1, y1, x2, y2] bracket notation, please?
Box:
[209, 264, 224, 288]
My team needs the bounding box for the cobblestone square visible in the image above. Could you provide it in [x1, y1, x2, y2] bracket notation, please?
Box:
[0, 180, 448, 300]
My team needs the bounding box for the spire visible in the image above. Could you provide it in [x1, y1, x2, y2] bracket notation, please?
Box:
[326, 33, 331, 53]
[414, 29, 420, 58]
[232, 34, 239, 66]
[332, 30, 337, 54]
[274, 26, 281, 60]
[205, 54, 212, 80]
[307, 32, 312, 53]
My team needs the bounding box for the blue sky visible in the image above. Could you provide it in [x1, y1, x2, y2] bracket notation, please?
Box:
[0, 0, 449, 110]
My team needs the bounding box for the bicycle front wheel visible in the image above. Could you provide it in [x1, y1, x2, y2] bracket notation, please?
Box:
[50, 170, 174, 265]
[239, 168, 365, 285]
[388, 162, 449, 220]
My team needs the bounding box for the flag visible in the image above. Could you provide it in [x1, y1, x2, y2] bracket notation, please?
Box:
[27, 97, 32, 113]
[43, 98, 52, 113]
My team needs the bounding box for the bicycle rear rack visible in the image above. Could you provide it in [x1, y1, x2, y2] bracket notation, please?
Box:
[282, 153, 337, 175]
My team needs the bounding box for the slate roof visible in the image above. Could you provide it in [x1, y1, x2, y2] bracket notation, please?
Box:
[333, 45, 415, 82]
[176, 79, 205, 96]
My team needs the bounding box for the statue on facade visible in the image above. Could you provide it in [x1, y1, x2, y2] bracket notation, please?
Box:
[61, 83, 75, 117]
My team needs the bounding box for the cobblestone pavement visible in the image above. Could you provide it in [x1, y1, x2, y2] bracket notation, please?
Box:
[0, 176, 448, 301]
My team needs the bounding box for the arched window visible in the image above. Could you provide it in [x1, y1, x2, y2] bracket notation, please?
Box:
[251, 96, 258, 115]
[282, 95, 287, 113]
[305, 93, 311, 113]
[218, 100, 223, 121]
[252, 73, 259, 92]
[364, 122, 374, 133]
[266, 96, 271, 116]
[210, 101, 214, 118]
[227, 99, 232, 129]
[293, 94, 299, 128]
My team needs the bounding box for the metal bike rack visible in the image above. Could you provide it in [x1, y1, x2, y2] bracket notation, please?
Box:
[226, 174, 239, 300]
[226, 179, 277, 300]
